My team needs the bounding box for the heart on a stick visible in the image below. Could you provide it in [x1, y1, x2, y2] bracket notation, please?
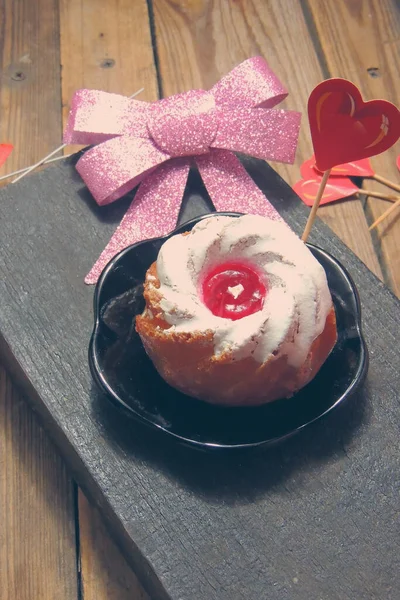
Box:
[308, 79, 400, 172]
[301, 156, 375, 179]
[293, 176, 359, 207]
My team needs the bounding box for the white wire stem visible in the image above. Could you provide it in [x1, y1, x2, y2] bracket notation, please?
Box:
[3, 87, 145, 185]
[0, 154, 70, 182]
[12, 143, 67, 183]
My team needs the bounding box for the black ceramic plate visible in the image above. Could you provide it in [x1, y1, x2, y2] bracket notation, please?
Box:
[89, 212, 368, 450]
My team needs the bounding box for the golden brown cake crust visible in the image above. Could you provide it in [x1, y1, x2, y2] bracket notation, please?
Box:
[136, 261, 338, 406]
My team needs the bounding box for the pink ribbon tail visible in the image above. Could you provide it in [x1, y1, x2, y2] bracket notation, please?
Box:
[85, 159, 191, 284]
[195, 149, 283, 221]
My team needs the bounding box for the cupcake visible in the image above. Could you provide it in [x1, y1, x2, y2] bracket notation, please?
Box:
[136, 215, 337, 406]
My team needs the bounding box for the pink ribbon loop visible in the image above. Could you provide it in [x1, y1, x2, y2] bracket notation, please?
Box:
[64, 90, 151, 144]
[76, 137, 169, 206]
[210, 56, 289, 109]
[63, 57, 301, 283]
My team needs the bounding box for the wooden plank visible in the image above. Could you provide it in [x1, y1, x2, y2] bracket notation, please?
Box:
[306, 0, 400, 295]
[1, 152, 400, 600]
[0, 366, 78, 600]
[0, 0, 60, 167]
[0, 0, 62, 173]
[152, 0, 383, 280]
[59, 1, 158, 597]
[60, 0, 158, 100]
[0, 1, 78, 598]
[78, 494, 149, 600]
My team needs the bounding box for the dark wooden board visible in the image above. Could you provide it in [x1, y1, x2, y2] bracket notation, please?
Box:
[0, 155, 400, 600]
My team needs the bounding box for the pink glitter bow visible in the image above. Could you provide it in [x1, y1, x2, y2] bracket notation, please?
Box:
[64, 57, 301, 283]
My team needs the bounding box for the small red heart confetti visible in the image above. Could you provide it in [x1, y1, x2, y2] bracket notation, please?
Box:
[0, 143, 13, 167]
[308, 79, 400, 171]
[293, 176, 359, 207]
[301, 155, 375, 179]
[300, 157, 320, 180]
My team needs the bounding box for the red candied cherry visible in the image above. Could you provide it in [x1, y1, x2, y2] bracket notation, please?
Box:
[201, 260, 267, 321]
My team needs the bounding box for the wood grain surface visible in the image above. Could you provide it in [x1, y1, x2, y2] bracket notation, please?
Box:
[307, 0, 400, 294]
[0, 366, 78, 600]
[0, 1, 78, 599]
[0, 1, 399, 599]
[78, 493, 149, 600]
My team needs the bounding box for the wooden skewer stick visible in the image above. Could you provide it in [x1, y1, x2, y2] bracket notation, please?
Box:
[372, 173, 400, 194]
[369, 197, 400, 231]
[358, 189, 399, 202]
[8, 87, 145, 185]
[12, 143, 67, 183]
[302, 169, 331, 242]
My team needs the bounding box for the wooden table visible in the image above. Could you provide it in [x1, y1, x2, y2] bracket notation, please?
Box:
[1, 1, 399, 598]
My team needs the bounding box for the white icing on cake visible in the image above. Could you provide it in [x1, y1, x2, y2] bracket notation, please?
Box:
[150, 215, 333, 367]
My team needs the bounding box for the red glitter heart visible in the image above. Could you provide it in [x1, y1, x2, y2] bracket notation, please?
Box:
[308, 79, 400, 172]
[293, 176, 359, 207]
